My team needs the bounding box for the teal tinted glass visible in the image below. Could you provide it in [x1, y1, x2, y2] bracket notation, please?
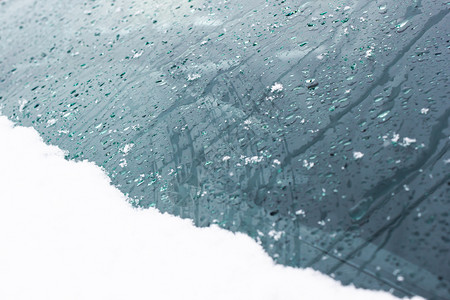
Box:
[0, 0, 448, 298]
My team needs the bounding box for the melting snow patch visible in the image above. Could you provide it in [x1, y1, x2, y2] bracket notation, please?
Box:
[0, 116, 422, 300]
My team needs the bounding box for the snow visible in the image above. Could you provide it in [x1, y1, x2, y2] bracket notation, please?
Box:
[420, 108, 429, 115]
[121, 143, 134, 154]
[400, 137, 417, 147]
[353, 151, 364, 159]
[270, 82, 284, 92]
[0, 116, 422, 300]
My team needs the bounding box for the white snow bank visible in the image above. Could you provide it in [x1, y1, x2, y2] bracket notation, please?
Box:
[0, 116, 421, 300]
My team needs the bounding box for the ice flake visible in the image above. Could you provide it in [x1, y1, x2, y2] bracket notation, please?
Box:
[119, 158, 127, 168]
[400, 137, 416, 147]
[268, 230, 283, 241]
[121, 143, 134, 154]
[244, 156, 264, 165]
[132, 50, 143, 58]
[222, 156, 231, 161]
[295, 209, 306, 216]
[353, 151, 364, 159]
[270, 82, 283, 93]
[188, 74, 201, 81]
[303, 159, 314, 170]
[391, 133, 400, 143]
[18, 99, 28, 112]
[47, 119, 57, 126]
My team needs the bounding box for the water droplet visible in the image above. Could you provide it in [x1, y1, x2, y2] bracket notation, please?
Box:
[378, 5, 387, 14]
[349, 198, 372, 221]
[396, 20, 410, 33]
[305, 78, 318, 89]
[377, 110, 390, 119]
[374, 96, 383, 103]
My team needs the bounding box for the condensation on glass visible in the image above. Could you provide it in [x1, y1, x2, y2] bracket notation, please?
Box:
[0, 0, 449, 298]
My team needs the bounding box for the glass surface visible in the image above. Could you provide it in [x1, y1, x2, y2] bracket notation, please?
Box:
[0, 0, 448, 298]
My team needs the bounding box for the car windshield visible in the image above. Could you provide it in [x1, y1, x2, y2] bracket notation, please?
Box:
[0, 0, 448, 298]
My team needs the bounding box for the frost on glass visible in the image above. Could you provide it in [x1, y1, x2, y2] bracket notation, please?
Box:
[0, 0, 449, 298]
